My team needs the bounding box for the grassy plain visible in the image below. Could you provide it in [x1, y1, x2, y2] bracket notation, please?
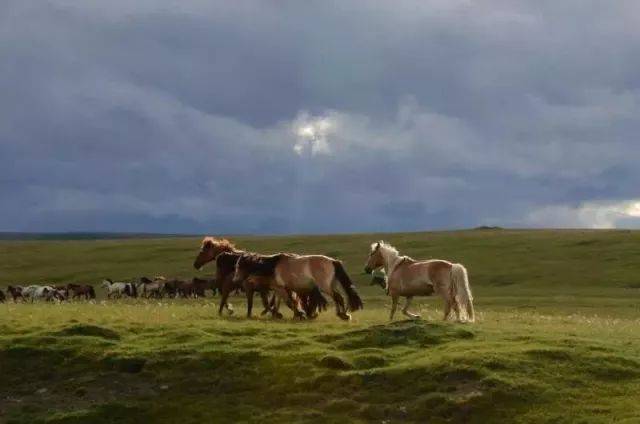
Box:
[1, 229, 640, 423]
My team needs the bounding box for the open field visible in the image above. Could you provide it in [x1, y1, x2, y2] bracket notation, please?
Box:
[1, 229, 640, 423]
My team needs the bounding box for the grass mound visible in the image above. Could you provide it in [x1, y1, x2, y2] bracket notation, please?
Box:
[54, 324, 121, 340]
[318, 320, 474, 350]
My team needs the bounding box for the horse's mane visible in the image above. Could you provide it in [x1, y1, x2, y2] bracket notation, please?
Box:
[371, 240, 399, 255]
[238, 252, 283, 276]
[372, 241, 414, 261]
[201, 236, 237, 251]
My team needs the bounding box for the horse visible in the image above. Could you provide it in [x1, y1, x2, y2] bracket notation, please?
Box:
[7, 285, 25, 302]
[53, 285, 69, 298]
[138, 277, 165, 298]
[192, 237, 272, 317]
[364, 241, 475, 322]
[102, 279, 133, 299]
[233, 252, 363, 320]
[162, 279, 180, 298]
[0, 289, 5, 303]
[22, 285, 61, 302]
[67, 283, 96, 300]
[192, 277, 218, 296]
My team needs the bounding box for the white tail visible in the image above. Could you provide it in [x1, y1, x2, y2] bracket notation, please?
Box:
[451, 263, 475, 322]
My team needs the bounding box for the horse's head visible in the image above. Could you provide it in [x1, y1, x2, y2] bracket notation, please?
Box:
[101, 280, 111, 289]
[364, 241, 385, 274]
[193, 237, 236, 270]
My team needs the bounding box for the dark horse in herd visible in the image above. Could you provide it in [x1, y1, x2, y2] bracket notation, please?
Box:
[193, 237, 363, 320]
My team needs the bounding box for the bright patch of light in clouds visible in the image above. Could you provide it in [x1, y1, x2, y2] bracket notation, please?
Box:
[293, 113, 334, 156]
[526, 200, 640, 229]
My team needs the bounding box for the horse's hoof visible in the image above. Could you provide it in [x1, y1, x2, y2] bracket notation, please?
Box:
[272, 312, 284, 319]
[338, 312, 351, 321]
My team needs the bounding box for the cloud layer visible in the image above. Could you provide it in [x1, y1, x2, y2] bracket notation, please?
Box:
[2, 1, 640, 233]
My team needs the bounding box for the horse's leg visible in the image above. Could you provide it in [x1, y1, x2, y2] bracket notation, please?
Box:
[389, 295, 399, 320]
[451, 300, 462, 322]
[331, 291, 350, 320]
[244, 282, 254, 318]
[273, 286, 303, 319]
[259, 291, 271, 316]
[402, 296, 420, 319]
[442, 298, 452, 321]
[270, 294, 283, 319]
[218, 282, 233, 316]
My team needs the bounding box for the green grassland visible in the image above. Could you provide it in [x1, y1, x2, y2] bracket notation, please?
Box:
[1, 229, 640, 423]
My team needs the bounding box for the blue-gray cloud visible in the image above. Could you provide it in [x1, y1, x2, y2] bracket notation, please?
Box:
[2, 0, 640, 234]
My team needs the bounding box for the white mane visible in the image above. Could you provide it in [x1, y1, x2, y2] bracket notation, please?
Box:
[371, 241, 403, 274]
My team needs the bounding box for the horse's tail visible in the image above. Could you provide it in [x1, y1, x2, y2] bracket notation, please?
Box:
[89, 286, 96, 299]
[332, 261, 363, 311]
[309, 285, 328, 312]
[451, 263, 474, 322]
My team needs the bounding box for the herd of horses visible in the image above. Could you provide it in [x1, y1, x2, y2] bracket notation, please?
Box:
[0, 237, 476, 322]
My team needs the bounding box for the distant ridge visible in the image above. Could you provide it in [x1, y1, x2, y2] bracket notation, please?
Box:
[0, 232, 198, 241]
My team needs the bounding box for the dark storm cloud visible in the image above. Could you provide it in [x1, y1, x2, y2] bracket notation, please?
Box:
[2, 0, 640, 233]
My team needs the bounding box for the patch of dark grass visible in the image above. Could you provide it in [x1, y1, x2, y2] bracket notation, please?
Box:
[318, 355, 353, 370]
[353, 354, 387, 369]
[526, 348, 574, 361]
[54, 324, 120, 340]
[45, 403, 150, 424]
[102, 356, 146, 374]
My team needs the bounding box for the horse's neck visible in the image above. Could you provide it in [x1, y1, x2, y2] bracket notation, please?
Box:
[382, 249, 403, 275]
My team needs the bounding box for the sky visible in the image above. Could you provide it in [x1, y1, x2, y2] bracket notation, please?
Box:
[2, 0, 640, 234]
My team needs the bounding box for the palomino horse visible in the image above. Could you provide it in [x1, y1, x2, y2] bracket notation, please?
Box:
[364, 241, 475, 322]
[233, 252, 363, 320]
[193, 237, 272, 317]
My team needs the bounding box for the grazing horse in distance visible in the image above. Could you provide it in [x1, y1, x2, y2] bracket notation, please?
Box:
[7, 286, 25, 302]
[233, 252, 363, 320]
[192, 237, 272, 317]
[364, 241, 475, 322]
[67, 284, 96, 300]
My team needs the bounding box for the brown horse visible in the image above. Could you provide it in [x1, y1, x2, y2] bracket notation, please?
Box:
[7, 285, 25, 302]
[192, 277, 219, 296]
[67, 284, 96, 300]
[233, 252, 363, 320]
[193, 237, 271, 317]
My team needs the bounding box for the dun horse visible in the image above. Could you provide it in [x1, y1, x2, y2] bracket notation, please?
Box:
[233, 252, 363, 320]
[364, 241, 475, 322]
